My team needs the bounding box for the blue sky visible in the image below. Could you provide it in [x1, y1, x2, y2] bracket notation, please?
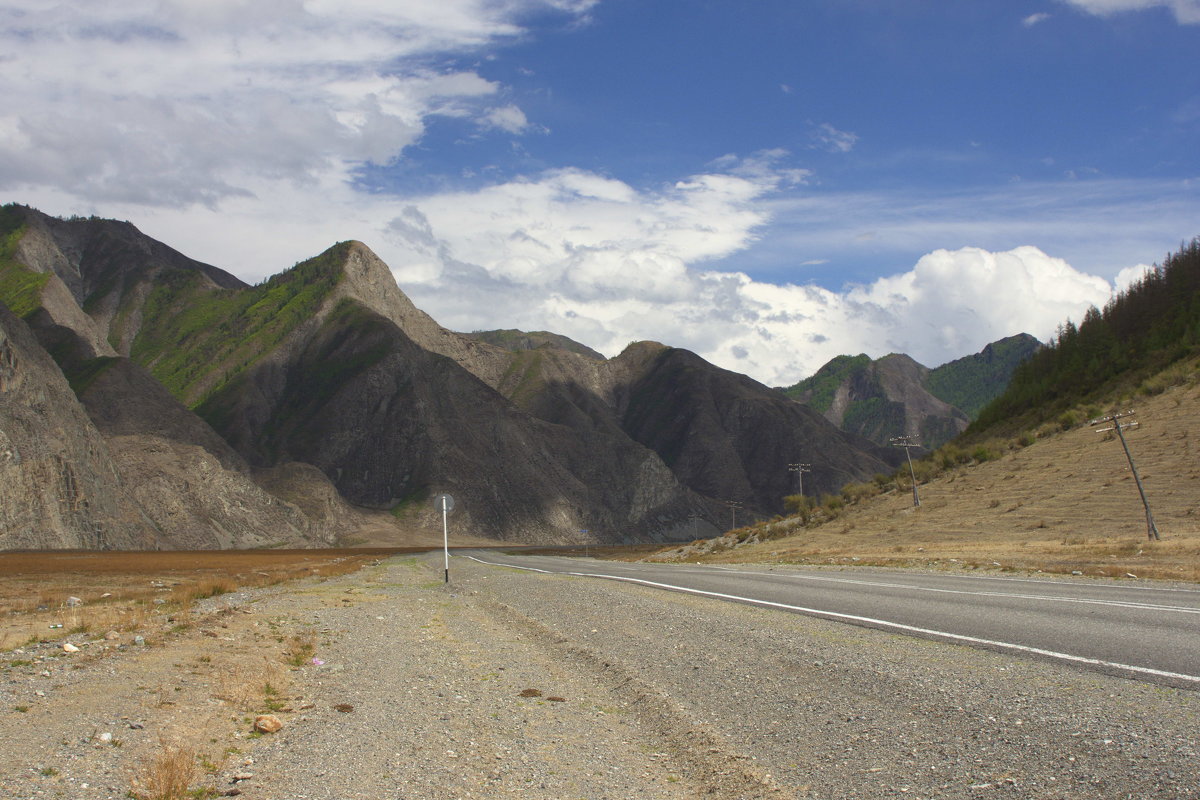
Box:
[2, 0, 1198, 385]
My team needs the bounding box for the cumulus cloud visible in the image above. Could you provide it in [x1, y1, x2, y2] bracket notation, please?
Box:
[1023, 12, 1052, 26]
[0, 0, 580, 205]
[375, 163, 1117, 386]
[1058, 0, 1200, 23]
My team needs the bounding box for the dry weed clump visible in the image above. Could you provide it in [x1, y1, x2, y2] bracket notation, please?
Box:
[128, 737, 200, 800]
[216, 656, 287, 712]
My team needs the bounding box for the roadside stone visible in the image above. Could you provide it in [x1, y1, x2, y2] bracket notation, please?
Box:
[253, 715, 283, 733]
[66, 597, 82, 608]
[62, 642, 79, 653]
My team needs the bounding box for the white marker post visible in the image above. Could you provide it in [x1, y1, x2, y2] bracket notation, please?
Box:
[433, 493, 455, 583]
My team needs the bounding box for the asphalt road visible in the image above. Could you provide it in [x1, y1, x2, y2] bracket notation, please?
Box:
[463, 552, 1200, 688]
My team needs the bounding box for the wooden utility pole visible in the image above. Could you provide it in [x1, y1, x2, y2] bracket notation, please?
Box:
[889, 436, 921, 507]
[1090, 410, 1160, 541]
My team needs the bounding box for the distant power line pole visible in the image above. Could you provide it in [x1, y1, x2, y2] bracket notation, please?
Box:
[725, 500, 742, 531]
[889, 436, 922, 508]
[788, 463, 812, 497]
[1089, 410, 1160, 541]
[688, 512, 701, 539]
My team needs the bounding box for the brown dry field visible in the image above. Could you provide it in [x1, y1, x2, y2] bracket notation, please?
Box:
[685, 377, 1200, 583]
[0, 548, 418, 651]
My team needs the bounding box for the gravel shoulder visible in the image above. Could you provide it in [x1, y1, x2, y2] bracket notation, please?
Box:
[2, 553, 1197, 799]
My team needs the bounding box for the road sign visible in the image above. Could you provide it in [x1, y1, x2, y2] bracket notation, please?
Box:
[433, 493, 455, 514]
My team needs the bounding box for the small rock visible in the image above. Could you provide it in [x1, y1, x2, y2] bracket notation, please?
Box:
[153, 598, 166, 605]
[1125, 573, 1137, 579]
[62, 642, 80, 653]
[97, 732, 113, 744]
[128, 721, 145, 730]
[134, 636, 145, 646]
[100, 592, 112, 598]
[1072, 570, 1083, 576]
[66, 597, 82, 608]
[104, 631, 120, 641]
[232, 772, 254, 782]
[253, 715, 283, 733]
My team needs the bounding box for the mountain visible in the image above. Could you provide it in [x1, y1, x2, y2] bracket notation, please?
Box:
[0, 204, 904, 548]
[925, 334, 1042, 419]
[783, 336, 1040, 450]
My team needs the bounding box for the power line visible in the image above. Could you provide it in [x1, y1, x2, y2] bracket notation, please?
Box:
[1089, 410, 1160, 541]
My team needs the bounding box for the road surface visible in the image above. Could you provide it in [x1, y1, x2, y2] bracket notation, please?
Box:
[465, 552, 1200, 688]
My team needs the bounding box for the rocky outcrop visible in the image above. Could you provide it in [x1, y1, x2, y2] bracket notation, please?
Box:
[0, 302, 151, 549]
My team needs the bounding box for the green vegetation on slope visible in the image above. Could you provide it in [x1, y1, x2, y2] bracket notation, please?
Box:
[127, 242, 354, 406]
[971, 237, 1200, 438]
[0, 207, 50, 319]
[782, 354, 871, 412]
[926, 334, 1040, 419]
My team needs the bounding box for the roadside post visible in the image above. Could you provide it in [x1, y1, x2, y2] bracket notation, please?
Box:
[433, 493, 455, 582]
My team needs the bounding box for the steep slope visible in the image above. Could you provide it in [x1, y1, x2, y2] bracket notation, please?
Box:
[0, 207, 354, 549]
[0, 302, 152, 550]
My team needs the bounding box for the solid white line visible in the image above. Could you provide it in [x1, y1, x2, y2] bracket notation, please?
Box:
[464, 555, 1200, 685]
[725, 571, 1200, 614]
[710, 564, 1200, 594]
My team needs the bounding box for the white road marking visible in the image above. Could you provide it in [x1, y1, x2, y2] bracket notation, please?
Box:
[719, 571, 1200, 614]
[464, 555, 1200, 685]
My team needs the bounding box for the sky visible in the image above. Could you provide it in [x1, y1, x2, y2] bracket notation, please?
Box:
[2, 0, 1198, 386]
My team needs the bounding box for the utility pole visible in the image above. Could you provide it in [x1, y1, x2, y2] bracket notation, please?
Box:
[889, 436, 921, 507]
[788, 462, 812, 498]
[688, 513, 700, 539]
[1089, 410, 1160, 541]
[725, 500, 742, 531]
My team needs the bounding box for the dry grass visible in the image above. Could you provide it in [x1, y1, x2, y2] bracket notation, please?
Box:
[127, 737, 200, 800]
[0, 548, 403, 652]
[658, 379, 1200, 582]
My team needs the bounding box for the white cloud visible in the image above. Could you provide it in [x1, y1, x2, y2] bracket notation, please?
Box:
[0, 0, 581, 206]
[370, 163, 1117, 386]
[1114, 262, 1156, 292]
[1058, 0, 1200, 23]
[810, 123, 859, 154]
[1023, 12, 1052, 26]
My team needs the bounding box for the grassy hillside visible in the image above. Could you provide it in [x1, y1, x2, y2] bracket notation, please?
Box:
[782, 353, 871, 410]
[124, 242, 353, 406]
[0, 208, 49, 319]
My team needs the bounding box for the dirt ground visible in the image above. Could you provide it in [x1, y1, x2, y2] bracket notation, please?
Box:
[0, 549, 409, 651]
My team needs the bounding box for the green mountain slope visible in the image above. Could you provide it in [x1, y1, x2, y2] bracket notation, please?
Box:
[926, 333, 1041, 419]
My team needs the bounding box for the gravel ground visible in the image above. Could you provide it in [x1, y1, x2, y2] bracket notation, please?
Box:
[2, 553, 1197, 799]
